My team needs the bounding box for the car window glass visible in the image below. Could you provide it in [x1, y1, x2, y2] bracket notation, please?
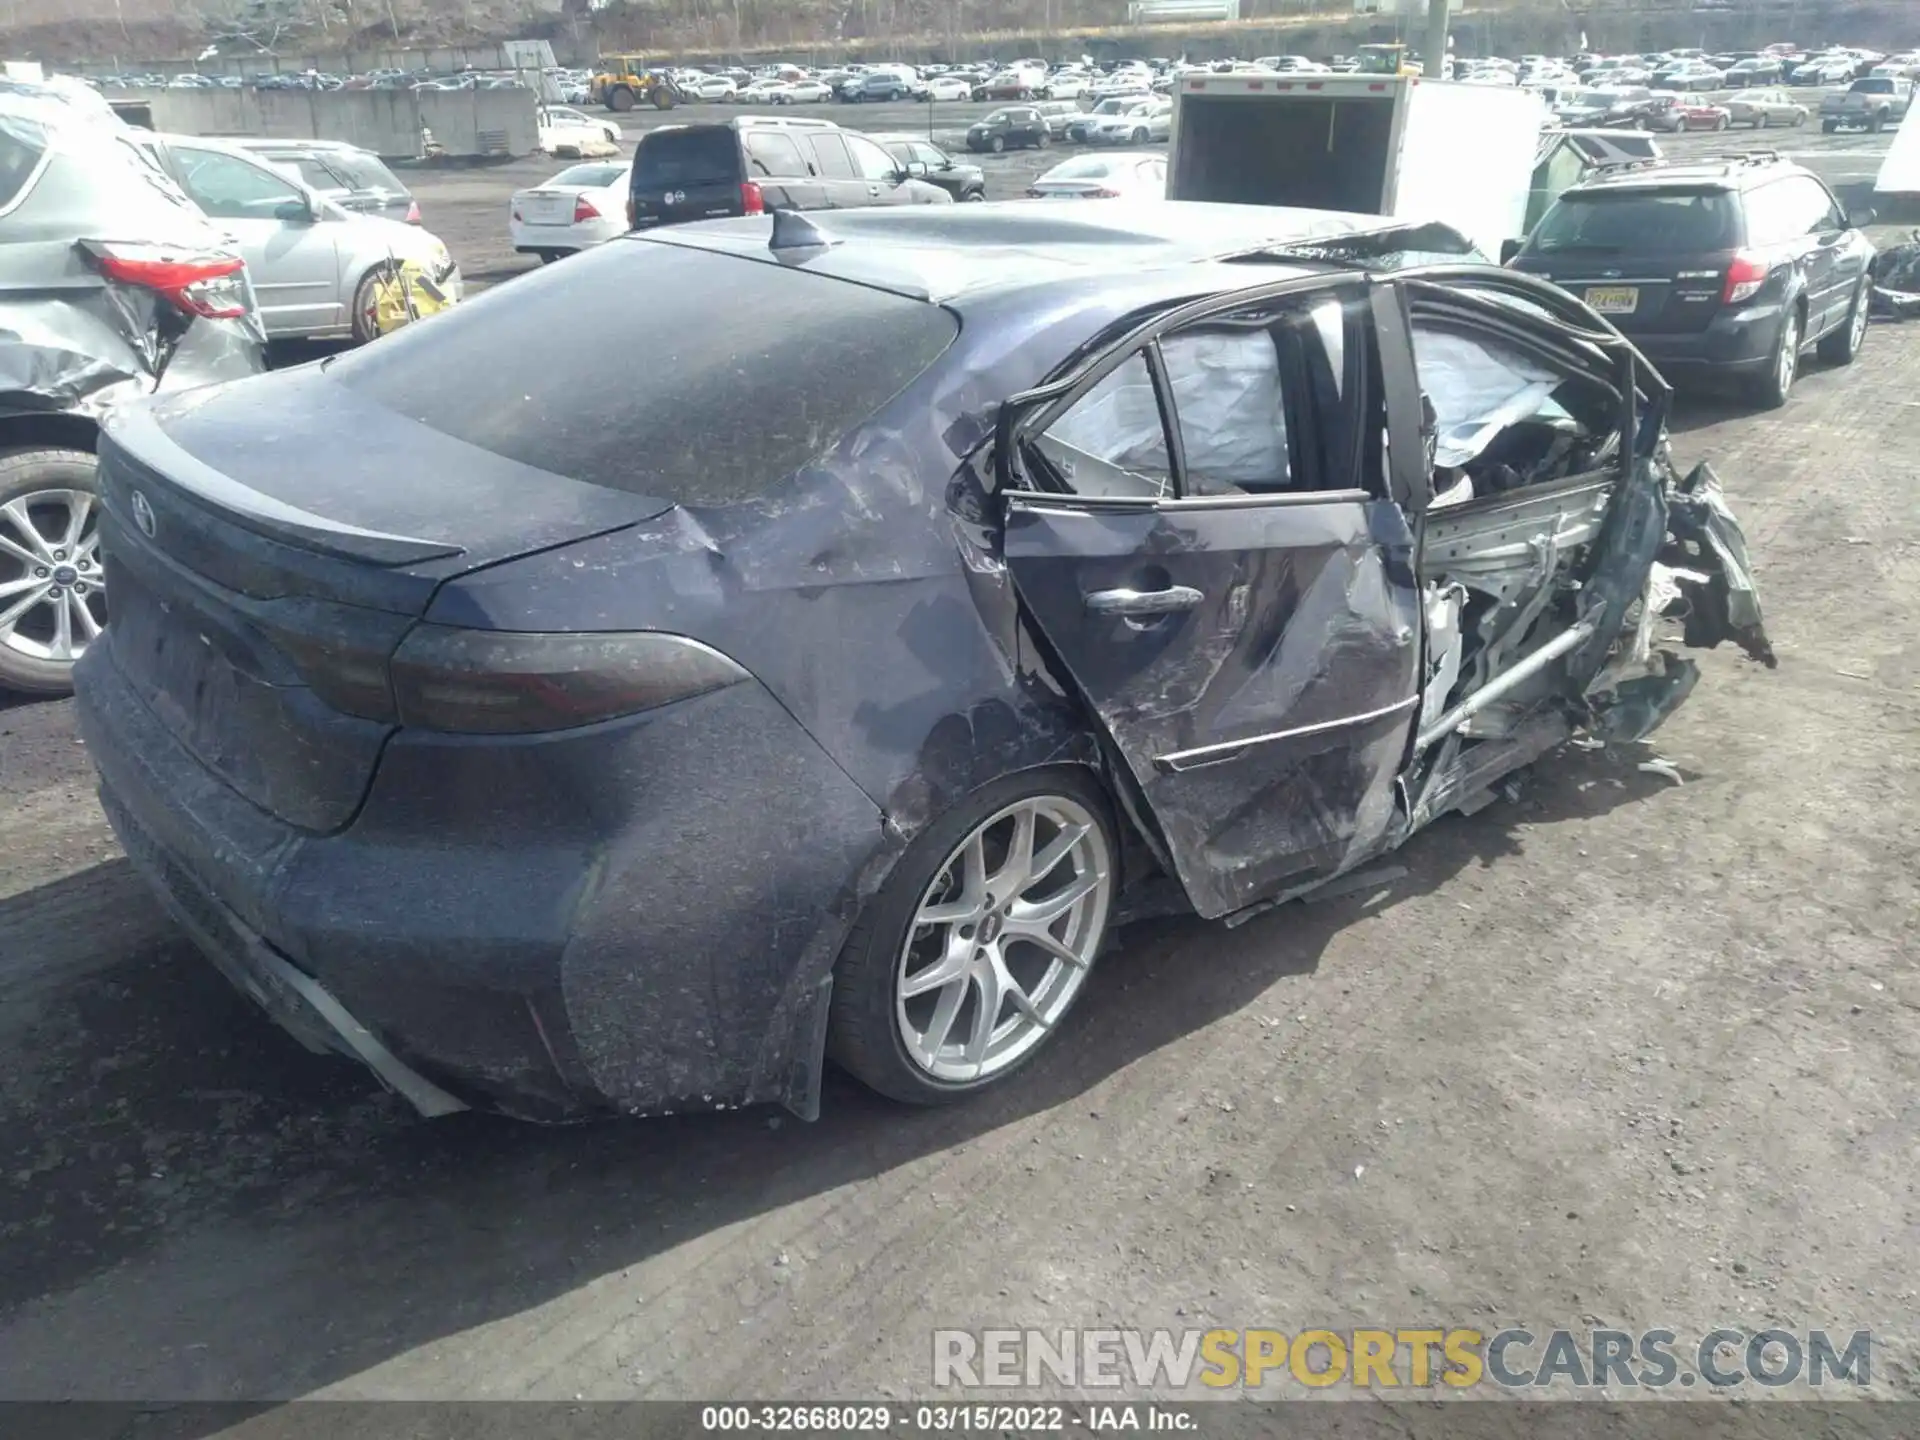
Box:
[744, 129, 807, 177]
[845, 133, 899, 180]
[332, 151, 406, 192]
[288, 155, 344, 190]
[910, 142, 946, 167]
[1743, 182, 1806, 244]
[1793, 176, 1845, 232]
[1033, 353, 1172, 498]
[811, 132, 855, 178]
[332, 243, 959, 505]
[171, 147, 302, 218]
[1529, 190, 1738, 253]
[0, 117, 47, 211]
[634, 127, 739, 186]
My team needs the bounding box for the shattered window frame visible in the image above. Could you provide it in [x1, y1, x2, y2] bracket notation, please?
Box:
[1000, 272, 1382, 507]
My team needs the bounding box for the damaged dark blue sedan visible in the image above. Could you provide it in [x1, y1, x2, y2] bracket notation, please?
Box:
[73, 203, 1773, 1121]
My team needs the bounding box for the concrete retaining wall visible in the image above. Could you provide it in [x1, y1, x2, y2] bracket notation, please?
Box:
[119, 86, 537, 158]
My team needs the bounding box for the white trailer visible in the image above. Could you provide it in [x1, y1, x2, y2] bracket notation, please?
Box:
[1164, 73, 1548, 259]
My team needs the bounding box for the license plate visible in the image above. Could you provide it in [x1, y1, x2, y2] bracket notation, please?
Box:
[1585, 286, 1640, 314]
[524, 194, 571, 225]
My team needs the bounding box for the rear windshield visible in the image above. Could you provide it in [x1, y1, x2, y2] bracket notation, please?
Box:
[551, 161, 626, 186]
[633, 127, 738, 188]
[1850, 78, 1893, 93]
[1528, 190, 1740, 254]
[328, 150, 407, 192]
[326, 242, 959, 505]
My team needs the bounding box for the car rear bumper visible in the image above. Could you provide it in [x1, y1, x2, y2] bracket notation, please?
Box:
[73, 632, 887, 1122]
[1618, 301, 1786, 376]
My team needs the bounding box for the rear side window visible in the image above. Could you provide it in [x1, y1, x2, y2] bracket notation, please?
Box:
[0, 114, 47, 213]
[326, 242, 959, 506]
[634, 127, 739, 187]
[811, 133, 855, 178]
[1528, 190, 1739, 254]
[744, 130, 807, 177]
[286, 155, 346, 190]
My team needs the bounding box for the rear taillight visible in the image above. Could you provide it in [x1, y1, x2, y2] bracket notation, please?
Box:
[388, 627, 750, 734]
[572, 195, 601, 223]
[405, 199, 422, 224]
[625, 196, 637, 228]
[1724, 252, 1771, 304]
[85, 241, 249, 320]
[740, 180, 766, 215]
[511, 204, 523, 222]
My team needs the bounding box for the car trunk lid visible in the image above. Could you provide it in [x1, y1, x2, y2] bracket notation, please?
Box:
[94, 368, 672, 832]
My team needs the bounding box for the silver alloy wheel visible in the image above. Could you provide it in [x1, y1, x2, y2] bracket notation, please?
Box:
[1850, 287, 1870, 350]
[896, 795, 1113, 1083]
[1777, 313, 1800, 394]
[0, 488, 105, 666]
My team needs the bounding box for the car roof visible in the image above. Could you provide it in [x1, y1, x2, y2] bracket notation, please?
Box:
[632, 200, 1479, 307]
[1566, 154, 1806, 196]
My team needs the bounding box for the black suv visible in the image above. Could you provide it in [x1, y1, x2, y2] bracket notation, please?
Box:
[627, 117, 951, 230]
[867, 133, 986, 201]
[1507, 154, 1877, 408]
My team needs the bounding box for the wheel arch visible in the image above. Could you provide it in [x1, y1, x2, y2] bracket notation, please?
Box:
[0, 409, 100, 458]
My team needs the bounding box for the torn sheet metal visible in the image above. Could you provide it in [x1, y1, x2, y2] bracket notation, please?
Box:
[1869, 236, 1920, 320]
[1663, 460, 1776, 668]
[1, 101, 266, 420]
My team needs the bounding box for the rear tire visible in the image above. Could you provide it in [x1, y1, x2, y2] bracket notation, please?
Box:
[1822, 118, 1839, 132]
[1750, 306, 1801, 410]
[608, 85, 635, 112]
[1818, 281, 1870, 365]
[827, 765, 1117, 1106]
[990, 134, 1005, 153]
[1131, 125, 1148, 143]
[1037, 129, 1051, 147]
[648, 84, 674, 110]
[0, 447, 103, 698]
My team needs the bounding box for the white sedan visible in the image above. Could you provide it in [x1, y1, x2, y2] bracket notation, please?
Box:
[509, 160, 630, 263]
[541, 105, 622, 145]
[1027, 152, 1165, 199]
[1086, 100, 1171, 144]
[926, 75, 974, 101]
[776, 78, 833, 103]
[1044, 74, 1090, 100]
[738, 79, 788, 103]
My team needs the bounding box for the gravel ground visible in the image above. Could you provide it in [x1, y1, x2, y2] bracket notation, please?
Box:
[0, 99, 1917, 1411]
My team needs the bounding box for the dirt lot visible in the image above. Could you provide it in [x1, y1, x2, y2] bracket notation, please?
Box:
[1, 108, 1918, 1409]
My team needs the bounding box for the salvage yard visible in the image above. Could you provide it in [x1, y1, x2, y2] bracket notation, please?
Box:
[2, 103, 1919, 1409]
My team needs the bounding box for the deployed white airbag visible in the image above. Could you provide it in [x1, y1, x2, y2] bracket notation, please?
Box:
[1413, 326, 1561, 469]
[1159, 329, 1290, 489]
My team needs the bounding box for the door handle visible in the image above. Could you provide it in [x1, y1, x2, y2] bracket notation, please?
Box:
[868, 184, 882, 196]
[1084, 585, 1204, 616]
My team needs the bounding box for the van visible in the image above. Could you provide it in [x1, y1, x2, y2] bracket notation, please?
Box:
[627, 117, 951, 229]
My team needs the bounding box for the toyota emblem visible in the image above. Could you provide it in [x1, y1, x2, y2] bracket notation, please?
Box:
[131, 489, 156, 539]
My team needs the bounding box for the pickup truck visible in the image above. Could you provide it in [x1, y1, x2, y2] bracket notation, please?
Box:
[1820, 76, 1913, 132]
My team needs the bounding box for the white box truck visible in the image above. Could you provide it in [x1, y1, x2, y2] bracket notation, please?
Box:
[1165, 74, 1549, 259]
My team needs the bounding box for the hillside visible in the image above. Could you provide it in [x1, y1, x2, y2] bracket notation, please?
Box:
[2, 0, 1911, 68]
